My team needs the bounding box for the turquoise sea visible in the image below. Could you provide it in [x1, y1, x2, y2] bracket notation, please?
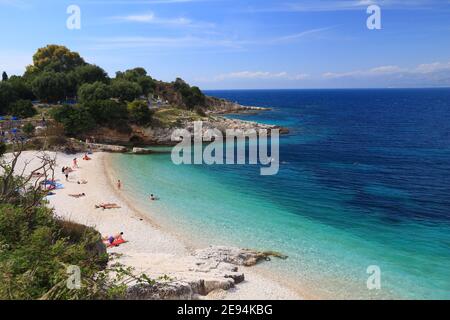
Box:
[110, 89, 450, 299]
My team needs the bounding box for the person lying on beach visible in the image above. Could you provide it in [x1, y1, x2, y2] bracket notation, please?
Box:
[95, 203, 121, 210]
[77, 180, 88, 185]
[69, 193, 86, 198]
[31, 172, 43, 177]
[83, 154, 92, 161]
[102, 232, 126, 247]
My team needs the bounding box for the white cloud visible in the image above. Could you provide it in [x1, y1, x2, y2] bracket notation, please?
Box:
[86, 0, 207, 4]
[216, 71, 289, 80]
[0, 0, 29, 9]
[110, 12, 214, 28]
[414, 62, 450, 74]
[200, 71, 310, 82]
[322, 61, 450, 81]
[248, 0, 443, 13]
[91, 36, 239, 50]
[275, 26, 337, 42]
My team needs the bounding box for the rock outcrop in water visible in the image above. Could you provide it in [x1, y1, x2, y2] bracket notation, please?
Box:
[193, 246, 288, 267]
[125, 246, 287, 300]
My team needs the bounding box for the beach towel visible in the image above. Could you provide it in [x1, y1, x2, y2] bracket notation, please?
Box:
[107, 239, 128, 248]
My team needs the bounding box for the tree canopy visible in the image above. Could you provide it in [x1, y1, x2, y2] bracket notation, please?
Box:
[83, 99, 128, 128]
[127, 100, 152, 126]
[26, 45, 86, 75]
[50, 104, 95, 136]
[31, 71, 69, 103]
[78, 82, 112, 103]
[9, 100, 37, 119]
[72, 64, 109, 85]
[110, 80, 142, 102]
[173, 78, 206, 110]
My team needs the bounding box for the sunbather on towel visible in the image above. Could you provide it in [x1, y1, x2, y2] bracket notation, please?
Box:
[95, 203, 121, 209]
[102, 232, 124, 245]
[69, 193, 86, 198]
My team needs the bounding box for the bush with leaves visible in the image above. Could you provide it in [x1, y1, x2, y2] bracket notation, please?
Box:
[22, 123, 35, 136]
[116, 68, 155, 96]
[50, 104, 95, 136]
[77, 82, 112, 103]
[26, 45, 86, 75]
[173, 78, 206, 110]
[0, 148, 157, 300]
[110, 80, 142, 102]
[72, 64, 109, 86]
[0, 81, 17, 114]
[31, 71, 70, 103]
[127, 100, 152, 126]
[8, 76, 35, 101]
[9, 100, 37, 119]
[83, 99, 128, 129]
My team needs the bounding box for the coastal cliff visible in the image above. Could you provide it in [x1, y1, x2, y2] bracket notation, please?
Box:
[88, 115, 288, 147]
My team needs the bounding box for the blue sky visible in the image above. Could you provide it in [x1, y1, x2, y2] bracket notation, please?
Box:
[0, 0, 449, 89]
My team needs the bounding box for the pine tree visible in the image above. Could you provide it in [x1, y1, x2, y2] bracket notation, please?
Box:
[1, 71, 8, 81]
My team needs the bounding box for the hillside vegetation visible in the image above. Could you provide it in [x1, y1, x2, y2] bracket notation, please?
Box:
[0, 45, 212, 141]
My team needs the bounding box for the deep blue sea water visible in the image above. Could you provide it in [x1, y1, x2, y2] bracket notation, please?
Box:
[111, 89, 450, 299]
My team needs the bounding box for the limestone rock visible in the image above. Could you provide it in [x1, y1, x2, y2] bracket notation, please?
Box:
[126, 282, 194, 300]
[193, 246, 287, 267]
[132, 147, 153, 154]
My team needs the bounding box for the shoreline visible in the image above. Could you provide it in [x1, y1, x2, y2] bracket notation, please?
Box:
[104, 153, 316, 299]
[14, 150, 303, 300]
[104, 152, 310, 300]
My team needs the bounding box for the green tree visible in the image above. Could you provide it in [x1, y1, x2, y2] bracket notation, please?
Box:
[173, 78, 206, 109]
[9, 100, 37, 119]
[116, 68, 155, 96]
[110, 80, 142, 102]
[26, 45, 86, 75]
[116, 67, 147, 82]
[22, 123, 35, 136]
[127, 100, 152, 126]
[137, 77, 156, 96]
[83, 99, 128, 127]
[2, 72, 8, 81]
[72, 64, 109, 86]
[77, 82, 112, 103]
[31, 71, 69, 103]
[0, 82, 17, 114]
[8, 76, 35, 101]
[0, 143, 5, 156]
[51, 104, 95, 136]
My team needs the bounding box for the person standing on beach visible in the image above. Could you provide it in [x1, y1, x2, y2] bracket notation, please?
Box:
[73, 158, 78, 168]
[117, 180, 122, 190]
[64, 168, 69, 181]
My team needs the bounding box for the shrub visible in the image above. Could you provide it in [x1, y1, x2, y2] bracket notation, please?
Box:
[77, 82, 112, 103]
[0, 204, 107, 299]
[9, 100, 37, 119]
[127, 100, 152, 126]
[22, 123, 35, 136]
[110, 80, 142, 102]
[83, 99, 128, 128]
[50, 104, 95, 136]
